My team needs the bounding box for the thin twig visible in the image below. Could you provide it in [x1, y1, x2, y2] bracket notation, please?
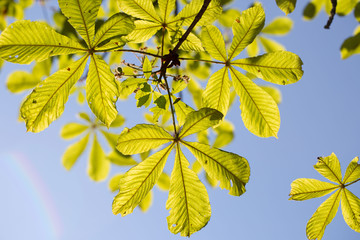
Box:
[158, 0, 212, 137]
[324, 0, 337, 29]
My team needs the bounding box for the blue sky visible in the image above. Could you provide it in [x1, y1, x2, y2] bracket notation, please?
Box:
[0, 1, 359, 240]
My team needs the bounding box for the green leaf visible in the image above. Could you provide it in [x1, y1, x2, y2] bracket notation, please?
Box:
[179, 108, 223, 138]
[173, 98, 194, 127]
[110, 114, 126, 128]
[88, 134, 110, 181]
[119, 78, 147, 97]
[260, 86, 282, 104]
[169, 29, 204, 52]
[60, 122, 88, 140]
[246, 39, 260, 57]
[306, 190, 341, 240]
[6, 71, 41, 93]
[62, 133, 90, 170]
[262, 17, 293, 35]
[0, 21, 86, 64]
[229, 67, 280, 138]
[228, 3, 265, 60]
[315, 153, 342, 184]
[213, 120, 234, 148]
[58, 0, 101, 47]
[117, 124, 173, 155]
[303, 0, 323, 20]
[337, 0, 357, 16]
[166, 144, 211, 237]
[157, 172, 170, 190]
[341, 188, 360, 232]
[78, 112, 91, 122]
[340, 31, 360, 59]
[259, 36, 286, 53]
[183, 141, 250, 196]
[109, 174, 123, 192]
[139, 190, 153, 212]
[202, 67, 231, 116]
[355, 2, 360, 22]
[118, 0, 161, 23]
[112, 144, 174, 216]
[275, 0, 297, 15]
[343, 157, 360, 184]
[159, 0, 175, 22]
[125, 20, 162, 43]
[170, 0, 222, 26]
[143, 56, 152, 79]
[289, 178, 339, 201]
[93, 12, 135, 48]
[20, 55, 88, 132]
[107, 150, 137, 166]
[232, 51, 303, 85]
[171, 78, 188, 94]
[218, 9, 241, 28]
[87, 54, 118, 127]
[201, 25, 227, 61]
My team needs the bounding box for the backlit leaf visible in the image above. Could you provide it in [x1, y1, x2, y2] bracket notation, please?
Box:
[343, 157, 360, 184]
[6, 71, 40, 93]
[232, 51, 303, 85]
[125, 20, 162, 43]
[112, 144, 174, 216]
[0, 21, 86, 64]
[157, 172, 170, 190]
[183, 141, 250, 196]
[315, 153, 342, 184]
[62, 133, 90, 170]
[306, 190, 341, 240]
[20, 55, 88, 132]
[159, 0, 175, 22]
[228, 3, 265, 60]
[259, 36, 286, 53]
[109, 174, 123, 192]
[88, 135, 110, 181]
[341, 188, 360, 232]
[276, 0, 297, 15]
[289, 178, 339, 201]
[107, 150, 137, 166]
[60, 122, 88, 140]
[170, 0, 222, 26]
[229, 67, 280, 138]
[139, 191, 153, 212]
[260, 86, 282, 104]
[117, 124, 173, 155]
[166, 144, 211, 236]
[87, 54, 118, 127]
[201, 25, 227, 61]
[118, 0, 161, 23]
[202, 67, 231, 116]
[262, 17, 293, 35]
[173, 98, 194, 126]
[179, 108, 223, 138]
[93, 12, 135, 48]
[59, 0, 101, 47]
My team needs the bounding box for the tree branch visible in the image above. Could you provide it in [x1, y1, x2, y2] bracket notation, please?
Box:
[324, 0, 337, 29]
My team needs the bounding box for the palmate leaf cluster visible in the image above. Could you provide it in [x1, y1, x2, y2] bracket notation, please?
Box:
[289, 153, 360, 240]
[0, 0, 308, 237]
[113, 108, 250, 236]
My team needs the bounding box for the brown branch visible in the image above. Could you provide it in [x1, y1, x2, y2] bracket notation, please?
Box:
[158, 0, 212, 137]
[324, 0, 337, 29]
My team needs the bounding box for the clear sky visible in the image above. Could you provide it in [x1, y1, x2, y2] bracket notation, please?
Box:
[0, 1, 359, 240]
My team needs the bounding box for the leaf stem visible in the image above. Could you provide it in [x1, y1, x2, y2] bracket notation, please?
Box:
[345, 178, 360, 187]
